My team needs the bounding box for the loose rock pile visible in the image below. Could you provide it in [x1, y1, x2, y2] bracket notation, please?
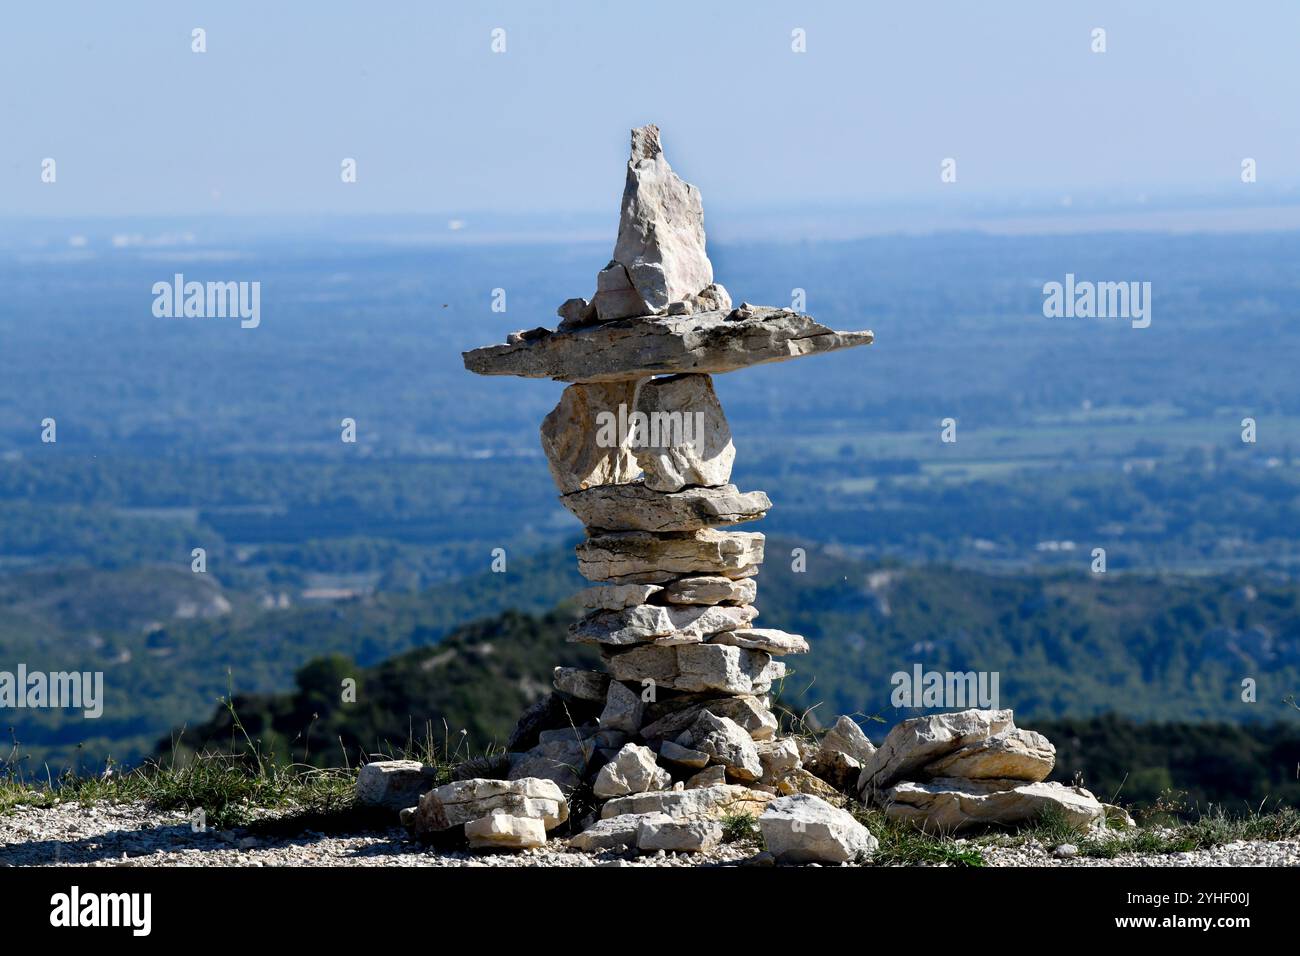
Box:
[355, 127, 1121, 864]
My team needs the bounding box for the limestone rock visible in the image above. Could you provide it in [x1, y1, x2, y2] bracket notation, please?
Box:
[883, 778, 1106, 833]
[658, 739, 711, 769]
[355, 760, 437, 811]
[709, 627, 808, 655]
[570, 603, 757, 647]
[756, 737, 802, 787]
[611, 124, 713, 316]
[592, 743, 672, 798]
[820, 716, 877, 765]
[568, 812, 672, 851]
[686, 765, 728, 788]
[639, 694, 778, 741]
[636, 817, 723, 854]
[592, 260, 650, 322]
[633, 374, 735, 492]
[414, 777, 568, 834]
[463, 306, 874, 384]
[562, 483, 769, 533]
[552, 667, 609, 702]
[574, 583, 663, 610]
[759, 794, 877, 864]
[773, 767, 847, 803]
[576, 529, 763, 584]
[508, 737, 597, 793]
[603, 642, 782, 695]
[600, 783, 774, 821]
[920, 728, 1055, 782]
[662, 575, 757, 605]
[805, 748, 861, 794]
[597, 680, 645, 734]
[540, 381, 642, 494]
[687, 711, 763, 782]
[556, 296, 596, 330]
[858, 708, 1016, 796]
[687, 283, 731, 314]
[464, 812, 547, 850]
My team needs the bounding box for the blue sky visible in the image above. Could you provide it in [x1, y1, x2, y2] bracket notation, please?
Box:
[3, 1, 1298, 219]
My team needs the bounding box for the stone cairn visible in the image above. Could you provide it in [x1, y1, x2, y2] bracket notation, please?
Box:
[355, 126, 1127, 861]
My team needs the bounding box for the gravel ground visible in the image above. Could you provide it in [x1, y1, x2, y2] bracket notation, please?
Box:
[2, 801, 1298, 867]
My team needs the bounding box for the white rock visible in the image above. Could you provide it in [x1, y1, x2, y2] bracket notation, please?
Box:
[415, 777, 568, 834]
[883, 778, 1106, 833]
[464, 812, 547, 850]
[820, 716, 877, 765]
[562, 483, 769, 533]
[662, 575, 757, 605]
[540, 381, 642, 494]
[640, 694, 778, 741]
[756, 738, 802, 786]
[600, 783, 774, 821]
[592, 260, 650, 322]
[602, 642, 781, 695]
[658, 740, 710, 769]
[611, 124, 714, 316]
[709, 627, 808, 655]
[920, 727, 1055, 782]
[568, 812, 672, 851]
[685, 765, 727, 788]
[574, 583, 663, 610]
[597, 680, 645, 734]
[576, 529, 764, 584]
[633, 374, 735, 492]
[571, 603, 757, 646]
[759, 794, 878, 864]
[858, 708, 1016, 796]
[688, 711, 763, 782]
[355, 760, 436, 811]
[636, 817, 723, 853]
[592, 743, 672, 798]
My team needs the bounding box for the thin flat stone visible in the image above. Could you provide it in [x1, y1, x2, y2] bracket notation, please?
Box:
[709, 627, 809, 655]
[561, 483, 770, 533]
[462, 307, 874, 383]
[575, 529, 764, 584]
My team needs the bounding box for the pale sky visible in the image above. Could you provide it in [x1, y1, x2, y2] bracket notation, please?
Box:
[3, 1, 1298, 218]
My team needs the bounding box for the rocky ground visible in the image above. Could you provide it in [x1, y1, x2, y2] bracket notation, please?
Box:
[3, 801, 1298, 867]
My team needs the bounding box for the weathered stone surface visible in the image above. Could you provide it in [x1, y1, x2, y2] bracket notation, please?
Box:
[600, 783, 774, 821]
[756, 737, 802, 787]
[805, 748, 861, 794]
[463, 306, 874, 383]
[592, 743, 672, 798]
[574, 583, 663, 610]
[633, 374, 734, 492]
[568, 812, 672, 851]
[414, 777, 568, 834]
[773, 767, 847, 803]
[552, 666, 609, 702]
[858, 708, 1016, 796]
[556, 296, 596, 329]
[636, 817, 723, 853]
[576, 529, 763, 584]
[687, 283, 731, 314]
[709, 627, 808, 655]
[355, 760, 438, 811]
[603, 643, 782, 695]
[611, 124, 713, 317]
[540, 381, 642, 494]
[597, 680, 645, 734]
[592, 260, 649, 322]
[920, 728, 1055, 782]
[639, 694, 778, 741]
[562, 483, 769, 533]
[883, 778, 1106, 833]
[508, 737, 597, 793]
[685, 765, 728, 788]
[658, 739, 710, 769]
[570, 603, 757, 647]
[759, 794, 877, 864]
[686, 712, 763, 781]
[464, 812, 547, 850]
[820, 716, 877, 765]
[662, 575, 757, 606]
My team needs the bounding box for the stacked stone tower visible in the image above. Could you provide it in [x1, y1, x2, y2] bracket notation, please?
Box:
[459, 125, 874, 845]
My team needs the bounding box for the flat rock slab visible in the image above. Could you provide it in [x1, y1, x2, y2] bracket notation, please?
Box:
[883, 778, 1105, 833]
[562, 482, 770, 533]
[920, 727, 1055, 782]
[463, 307, 873, 383]
[639, 694, 778, 741]
[600, 783, 774, 821]
[576, 529, 764, 584]
[709, 627, 808, 655]
[414, 777, 568, 834]
[570, 602, 757, 647]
